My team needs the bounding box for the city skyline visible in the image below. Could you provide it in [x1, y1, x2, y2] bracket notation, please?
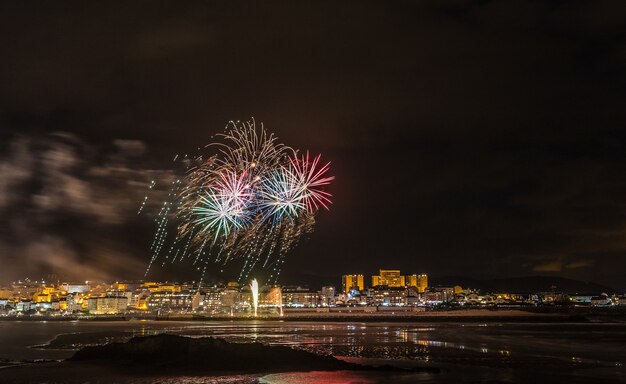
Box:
[1, 1, 626, 290]
[1, 3, 625, 383]
[3, 271, 623, 319]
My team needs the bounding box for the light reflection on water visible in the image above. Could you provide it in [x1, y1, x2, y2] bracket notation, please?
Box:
[0, 320, 625, 383]
[260, 371, 401, 384]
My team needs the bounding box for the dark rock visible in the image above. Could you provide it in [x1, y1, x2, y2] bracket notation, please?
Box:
[69, 334, 439, 374]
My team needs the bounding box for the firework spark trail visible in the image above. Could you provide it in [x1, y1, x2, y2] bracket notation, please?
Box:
[143, 119, 333, 284]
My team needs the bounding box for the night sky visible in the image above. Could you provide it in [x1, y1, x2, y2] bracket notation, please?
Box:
[1, 1, 625, 290]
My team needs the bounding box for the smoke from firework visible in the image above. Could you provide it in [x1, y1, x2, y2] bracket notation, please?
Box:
[145, 120, 334, 284]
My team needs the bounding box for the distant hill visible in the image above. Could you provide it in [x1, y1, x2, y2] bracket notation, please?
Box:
[429, 276, 617, 294]
[280, 273, 338, 289]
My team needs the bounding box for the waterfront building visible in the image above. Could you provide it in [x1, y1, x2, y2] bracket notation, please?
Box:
[146, 290, 193, 312]
[200, 286, 224, 311]
[423, 291, 445, 305]
[370, 286, 406, 306]
[191, 291, 205, 311]
[220, 284, 241, 309]
[405, 286, 421, 306]
[87, 295, 128, 315]
[427, 287, 455, 303]
[569, 294, 592, 305]
[34, 301, 52, 312]
[342, 274, 364, 293]
[128, 290, 150, 311]
[538, 292, 568, 304]
[261, 286, 283, 308]
[16, 299, 33, 312]
[319, 286, 336, 306]
[590, 294, 613, 307]
[282, 286, 320, 307]
[372, 269, 405, 288]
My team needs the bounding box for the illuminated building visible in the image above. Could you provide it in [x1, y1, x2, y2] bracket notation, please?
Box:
[417, 274, 428, 293]
[33, 292, 51, 303]
[372, 269, 405, 288]
[142, 282, 160, 292]
[590, 294, 612, 307]
[405, 286, 421, 306]
[16, 300, 33, 312]
[220, 285, 240, 308]
[319, 286, 336, 306]
[60, 283, 90, 294]
[263, 286, 283, 308]
[423, 291, 444, 305]
[87, 296, 128, 314]
[424, 287, 454, 304]
[112, 281, 140, 292]
[58, 298, 68, 311]
[282, 286, 320, 307]
[191, 291, 204, 311]
[370, 287, 406, 306]
[50, 300, 61, 311]
[200, 287, 223, 310]
[159, 283, 181, 292]
[342, 274, 364, 293]
[403, 274, 427, 292]
[0, 289, 12, 299]
[406, 274, 428, 293]
[147, 290, 193, 312]
[127, 290, 151, 311]
[11, 280, 46, 298]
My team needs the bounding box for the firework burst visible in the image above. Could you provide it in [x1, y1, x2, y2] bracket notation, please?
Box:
[144, 119, 334, 284]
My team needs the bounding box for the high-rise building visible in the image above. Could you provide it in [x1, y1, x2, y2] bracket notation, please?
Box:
[372, 269, 405, 288]
[342, 274, 364, 293]
[417, 274, 428, 293]
[405, 274, 428, 293]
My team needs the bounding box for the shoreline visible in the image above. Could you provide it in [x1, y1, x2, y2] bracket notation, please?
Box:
[0, 334, 440, 383]
[0, 320, 623, 383]
[1, 308, 624, 323]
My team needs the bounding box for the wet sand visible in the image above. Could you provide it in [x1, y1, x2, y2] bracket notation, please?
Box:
[1, 319, 624, 383]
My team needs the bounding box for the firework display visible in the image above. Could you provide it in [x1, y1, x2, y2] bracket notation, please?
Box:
[145, 120, 334, 284]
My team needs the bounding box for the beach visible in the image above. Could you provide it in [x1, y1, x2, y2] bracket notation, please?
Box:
[0, 313, 624, 383]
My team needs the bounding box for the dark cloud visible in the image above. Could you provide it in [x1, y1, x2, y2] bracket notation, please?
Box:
[0, 133, 170, 282]
[0, 0, 625, 289]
